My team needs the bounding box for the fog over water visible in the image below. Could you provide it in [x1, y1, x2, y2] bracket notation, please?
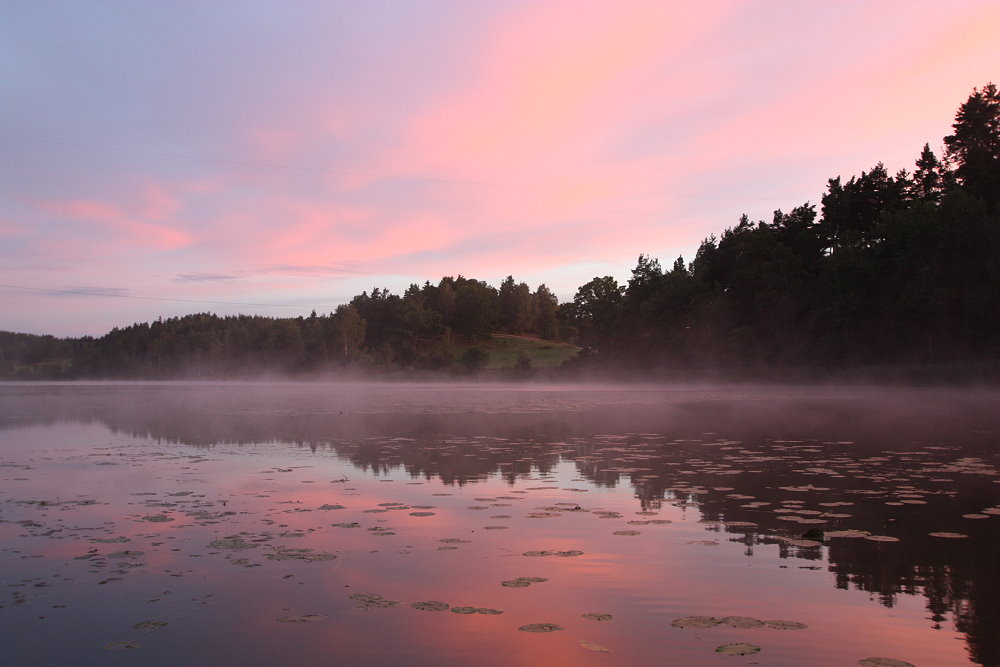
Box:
[2, 382, 998, 665]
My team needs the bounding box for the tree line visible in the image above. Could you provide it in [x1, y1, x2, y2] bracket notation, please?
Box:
[3, 84, 998, 380]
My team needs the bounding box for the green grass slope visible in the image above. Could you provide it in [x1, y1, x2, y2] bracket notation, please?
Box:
[484, 334, 579, 369]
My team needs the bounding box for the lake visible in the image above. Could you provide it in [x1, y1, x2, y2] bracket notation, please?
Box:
[1, 382, 998, 666]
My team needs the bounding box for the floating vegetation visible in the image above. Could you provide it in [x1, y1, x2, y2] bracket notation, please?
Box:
[439, 538, 471, 544]
[317, 504, 346, 510]
[613, 530, 641, 536]
[276, 614, 326, 622]
[765, 620, 808, 630]
[579, 640, 610, 652]
[451, 606, 503, 615]
[411, 601, 450, 611]
[134, 620, 168, 630]
[266, 547, 336, 562]
[672, 615, 806, 631]
[518, 623, 563, 632]
[522, 549, 584, 557]
[826, 530, 869, 539]
[409, 511, 435, 517]
[928, 532, 968, 538]
[864, 535, 901, 543]
[141, 515, 173, 523]
[715, 643, 761, 656]
[349, 593, 400, 609]
[721, 616, 765, 629]
[501, 577, 547, 588]
[582, 612, 613, 621]
[208, 537, 257, 550]
[103, 641, 140, 650]
[671, 616, 722, 628]
[332, 522, 361, 528]
[858, 659, 917, 667]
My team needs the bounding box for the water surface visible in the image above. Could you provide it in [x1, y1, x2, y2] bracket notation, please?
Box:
[1, 382, 998, 666]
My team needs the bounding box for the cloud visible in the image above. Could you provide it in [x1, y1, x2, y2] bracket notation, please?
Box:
[174, 272, 237, 282]
[37, 197, 192, 251]
[252, 263, 367, 277]
[50, 285, 129, 298]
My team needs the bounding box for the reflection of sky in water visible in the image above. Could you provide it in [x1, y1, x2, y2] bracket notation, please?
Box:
[1, 383, 998, 665]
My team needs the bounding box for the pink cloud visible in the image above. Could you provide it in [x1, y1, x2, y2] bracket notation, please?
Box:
[38, 198, 192, 251]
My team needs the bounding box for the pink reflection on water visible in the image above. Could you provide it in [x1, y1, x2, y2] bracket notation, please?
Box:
[0, 409, 980, 666]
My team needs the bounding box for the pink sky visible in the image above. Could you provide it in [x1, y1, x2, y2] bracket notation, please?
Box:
[2, 0, 998, 336]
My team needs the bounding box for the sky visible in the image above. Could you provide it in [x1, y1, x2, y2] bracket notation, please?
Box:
[2, 0, 998, 337]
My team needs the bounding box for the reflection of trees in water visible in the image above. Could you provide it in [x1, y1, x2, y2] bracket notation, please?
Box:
[2, 387, 999, 665]
[581, 436, 1000, 667]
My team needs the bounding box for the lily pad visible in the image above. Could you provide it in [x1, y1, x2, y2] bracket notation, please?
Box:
[134, 620, 168, 630]
[518, 623, 563, 632]
[208, 537, 257, 550]
[580, 640, 610, 652]
[715, 643, 761, 656]
[411, 601, 450, 611]
[266, 547, 336, 562]
[764, 619, 808, 630]
[102, 641, 140, 650]
[349, 593, 400, 608]
[501, 577, 548, 588]
[276, 614, 326, 622]
[672, 616, 722, 628]
[826, 530, 869, 539]
[721, 616, 765, 628]
[858, 659, 916, 667]
[582, 612, 613, 621]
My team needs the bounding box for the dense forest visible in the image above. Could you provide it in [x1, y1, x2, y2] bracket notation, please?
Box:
[3, 84, 999, 381]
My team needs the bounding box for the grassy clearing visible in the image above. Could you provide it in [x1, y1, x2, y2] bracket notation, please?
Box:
[484, 335, 579, 369]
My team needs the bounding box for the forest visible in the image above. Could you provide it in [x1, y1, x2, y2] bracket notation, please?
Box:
[3, 84, 998, 381]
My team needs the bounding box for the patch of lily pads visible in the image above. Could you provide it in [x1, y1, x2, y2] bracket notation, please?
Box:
[716, 643, 761, 656]
[518, 622, 563, 632]
[266, 547, 336, 562]
[501, 576, 547, 588]
[451, 606, 503, 615]
[671, 615, 807, 630]
[582, 612, 613, 621]
[349, 593, 400, 608]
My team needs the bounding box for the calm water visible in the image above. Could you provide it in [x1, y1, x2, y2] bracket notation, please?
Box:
[1, 382, 998, 666]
